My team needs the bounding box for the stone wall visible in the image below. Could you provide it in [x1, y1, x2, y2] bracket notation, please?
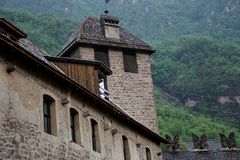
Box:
[71, 47, 95, 61]
[104, 25, 120, 39]
[0, 115, 89, 160]
[108, 49, 158, 132]
[163, 150, 240, 160]
[0, 54, 162, 160]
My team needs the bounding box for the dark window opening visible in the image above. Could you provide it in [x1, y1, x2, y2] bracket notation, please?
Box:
[91, 119, 101, 152]
[43, 95, 54, 135]
[43, 100, 51, 134]
[70, 108, 78, 143]
[95, 48, 110, 67]
[146, 147, 152, 160]
[122, 136, 130, 160]
[91, 120, 97, 151]
[123, 51, 138, 73]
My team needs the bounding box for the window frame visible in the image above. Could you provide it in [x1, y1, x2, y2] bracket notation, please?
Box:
[122, 136, 131, 160]
[43, 95, 56, 136]
[43, 100, 51, 134]
[146, 147, 152, 160]
[90, 119, 101, 153]
[70, 108, 78, 143]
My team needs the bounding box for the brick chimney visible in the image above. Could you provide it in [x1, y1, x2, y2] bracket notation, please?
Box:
[100, 15, 120, 39]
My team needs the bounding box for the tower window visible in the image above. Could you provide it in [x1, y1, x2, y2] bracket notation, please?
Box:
[123, 51, 138, 73]
[95, 48, 110, 67]
[43, 95, 57, 136]
[122, 136, 130, 160]
[146, 147, 152, 160]
[70, 108, 80, 144]
[91, 119, 101, 152]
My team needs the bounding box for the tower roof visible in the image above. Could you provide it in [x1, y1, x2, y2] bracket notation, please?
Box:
[58, 16, 155, 56]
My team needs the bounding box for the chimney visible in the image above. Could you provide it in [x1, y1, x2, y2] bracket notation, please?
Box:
[101, 15, 120, 39]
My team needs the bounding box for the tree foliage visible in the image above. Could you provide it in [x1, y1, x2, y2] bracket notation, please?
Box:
[152, 38, 240, 129]
[0, 8, 77, 55]
[155, 88, 240, 147]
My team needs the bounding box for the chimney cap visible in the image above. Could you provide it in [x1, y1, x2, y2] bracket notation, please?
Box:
[100, 15, 119, 26]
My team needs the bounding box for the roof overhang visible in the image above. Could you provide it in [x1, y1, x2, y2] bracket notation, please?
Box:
[0, 18, 27, 39]
[58, 39, 155, 57]
[46, 56, 112, 75]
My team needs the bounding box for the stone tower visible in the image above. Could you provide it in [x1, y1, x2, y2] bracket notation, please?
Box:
[58, 15, 158, 132]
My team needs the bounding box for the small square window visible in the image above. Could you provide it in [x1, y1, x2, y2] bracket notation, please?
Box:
[123, 52, 138, 73]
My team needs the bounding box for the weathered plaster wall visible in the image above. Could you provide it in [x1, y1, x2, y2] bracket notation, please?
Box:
[0, 56, 162, 160]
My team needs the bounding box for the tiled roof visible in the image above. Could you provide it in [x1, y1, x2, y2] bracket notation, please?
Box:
[18, 38, 65, 74]
[58, 16, 155, 56]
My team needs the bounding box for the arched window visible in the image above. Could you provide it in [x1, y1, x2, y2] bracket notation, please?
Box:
[70, 108, 80, 144]
[90, 119, 101, 152]
[146, 147, 152, 160]
[122, 136, 130, 160]
[43, 95, 57, 136]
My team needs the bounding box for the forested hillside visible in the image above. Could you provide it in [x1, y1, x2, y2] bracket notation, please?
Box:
[1, 0, 240, 146]
[152, 38, 240, 128]
[0, 8, 76, 54]
[1, 0, 240, 43]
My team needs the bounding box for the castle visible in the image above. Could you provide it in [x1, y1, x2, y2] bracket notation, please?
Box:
[0, 14, 168, 160]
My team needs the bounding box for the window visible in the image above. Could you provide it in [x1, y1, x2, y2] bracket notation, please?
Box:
[70, 108, 80, 144]
[43, 95, 57, 136]
[98, 73, 109, 100]
[122, 136, 130, 160]
[123, 51, 138, 73]
[43, 98, 51, 134]
[95, 48, 110, 67]
[146, 147, 152, 160]
[91, 119, 101, 152]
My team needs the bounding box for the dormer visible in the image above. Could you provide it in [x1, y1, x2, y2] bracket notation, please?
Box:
[0, 18, 27, 41]
[46, 57, 112, 100]
[100, 15, 120, 39]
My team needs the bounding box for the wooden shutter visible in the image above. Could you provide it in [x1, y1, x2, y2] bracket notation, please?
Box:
[123, 52, 138, 73]
[95, 48, 110, 67]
